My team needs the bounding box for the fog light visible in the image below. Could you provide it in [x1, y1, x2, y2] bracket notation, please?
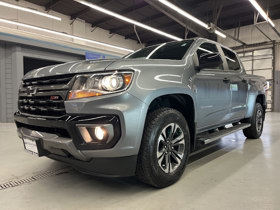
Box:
[77, 124, 114, 145]
[95, 126, 106, 141]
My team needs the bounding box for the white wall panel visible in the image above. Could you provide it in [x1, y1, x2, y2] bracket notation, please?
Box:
[218, 19, 280, 48]
[267, 103, 272, 109]
[253, 70, 272, 79]
[245, 70, 253, 75]
[254, 49, 272, 56]
[266, 92, 272, 101]
[237, 46, 273, 111]
[242, 60, 253, 70]
[253, 58, 272, 70]
[245, 52, 253, 56]
[73, 19, 86, 38]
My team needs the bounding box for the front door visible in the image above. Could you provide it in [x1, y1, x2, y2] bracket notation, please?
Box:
[194, 70, 231, 131]
[193, 42, 231, 132]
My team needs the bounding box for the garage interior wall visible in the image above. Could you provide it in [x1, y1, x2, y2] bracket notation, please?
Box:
[0, 41, 85, 123]
[238, 47, 273, 111]
[219, 21, 280, 112]
[0, 0, 142, 123]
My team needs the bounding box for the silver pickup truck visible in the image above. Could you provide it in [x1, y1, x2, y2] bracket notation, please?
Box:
[14, 38, 266, 188]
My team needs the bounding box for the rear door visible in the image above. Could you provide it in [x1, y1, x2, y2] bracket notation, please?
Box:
[221, 47, 248, 120]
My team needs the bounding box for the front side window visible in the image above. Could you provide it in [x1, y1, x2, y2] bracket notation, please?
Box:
[222, 47, 241, 70]
[125, 40, 194, 60]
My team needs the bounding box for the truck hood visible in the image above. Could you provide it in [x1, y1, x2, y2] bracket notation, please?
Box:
[23, 59, 117, 80]
[23, 58, 184, 80]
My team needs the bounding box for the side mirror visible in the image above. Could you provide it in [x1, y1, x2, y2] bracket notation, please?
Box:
[198, 53, 223, 70]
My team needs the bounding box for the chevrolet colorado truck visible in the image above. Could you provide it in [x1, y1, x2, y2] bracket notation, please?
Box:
[15, 38, 266, 188]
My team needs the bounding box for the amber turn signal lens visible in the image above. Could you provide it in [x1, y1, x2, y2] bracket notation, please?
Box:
[68, 90, 102, 100]
[123, 73, 132, 87]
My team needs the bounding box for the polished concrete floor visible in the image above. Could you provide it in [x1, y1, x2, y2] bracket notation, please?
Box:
[0, 112, 280, 210]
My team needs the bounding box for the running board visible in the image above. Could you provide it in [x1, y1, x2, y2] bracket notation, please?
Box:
[197, 123, 251, 144]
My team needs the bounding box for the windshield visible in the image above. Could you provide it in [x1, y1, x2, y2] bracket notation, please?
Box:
[125, 40, 194, 60]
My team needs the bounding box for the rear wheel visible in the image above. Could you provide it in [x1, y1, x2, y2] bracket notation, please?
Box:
[136, 108, 190, 188]
[243, 102, 264, 139]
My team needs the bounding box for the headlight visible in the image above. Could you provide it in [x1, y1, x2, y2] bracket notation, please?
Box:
[68, 71, 133, 100]
[102, 75, 124, 91]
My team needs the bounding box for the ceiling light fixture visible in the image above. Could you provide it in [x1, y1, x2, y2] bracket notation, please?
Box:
[214, 29, 226, 38]
[0, 1, 61, 21]
[248, 0, 275, 27]
[158, 0, 208, 29]
[74, 0, 182, 41]
[158, 0, 226, 38]
[0, 18, 134, 53]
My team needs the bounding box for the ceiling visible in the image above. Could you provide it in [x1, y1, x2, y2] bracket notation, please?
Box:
[25, 0, 280, 46]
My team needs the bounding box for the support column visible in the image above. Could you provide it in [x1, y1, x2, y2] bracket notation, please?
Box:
[0, 43, 22, 122]
[11, 45, 23, 122]
[273, 41, 280, 112]
[0, 42, 6, 122]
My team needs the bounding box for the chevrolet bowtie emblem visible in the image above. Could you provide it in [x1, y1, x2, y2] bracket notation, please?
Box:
[26, 86, 38, 96]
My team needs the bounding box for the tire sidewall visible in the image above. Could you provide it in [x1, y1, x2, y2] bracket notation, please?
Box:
[252, 103, 264, 137]
[244, 102, 264, 139]
[147, 110, 190, 185]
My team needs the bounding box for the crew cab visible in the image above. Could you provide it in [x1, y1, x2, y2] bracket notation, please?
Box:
[15, 38, 266, 188]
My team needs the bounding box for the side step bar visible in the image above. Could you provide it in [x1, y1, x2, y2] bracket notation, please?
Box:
[197, 123, 251, 144]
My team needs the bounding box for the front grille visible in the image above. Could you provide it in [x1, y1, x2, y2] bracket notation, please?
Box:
[22, 76, 73, 87]
[18, 74, 75, 117]
[18, 95, 66, 116]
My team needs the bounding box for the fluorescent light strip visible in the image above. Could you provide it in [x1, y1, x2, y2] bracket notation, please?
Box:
[214, 30, 226, 38]
[158, 0, 226, 38]
[0, 1, 61, 21]
[0, 18, 134, 53]
[75, 0, 182, 41]
[158, 0, 209, 29]
[249, 0, 275, 27]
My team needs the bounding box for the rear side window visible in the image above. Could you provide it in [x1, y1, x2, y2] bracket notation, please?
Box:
[222, 47, 241, 70]
[197, 42, 223, 70]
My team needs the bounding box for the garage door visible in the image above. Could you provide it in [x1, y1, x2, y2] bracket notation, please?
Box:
[238, 48, 273, 112]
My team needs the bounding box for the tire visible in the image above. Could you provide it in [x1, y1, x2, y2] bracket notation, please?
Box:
[136, 108, 190, 188]
[243, 102, 264, 139]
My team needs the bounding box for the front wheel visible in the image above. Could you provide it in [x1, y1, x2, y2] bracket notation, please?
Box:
[136, 108, 190, 188]
[243, 102, 264, 139]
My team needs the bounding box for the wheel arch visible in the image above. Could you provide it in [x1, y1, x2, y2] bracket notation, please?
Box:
[146, 94, 196, 152]
[245, 93, 266, 119]
[256, 94, 266, 111]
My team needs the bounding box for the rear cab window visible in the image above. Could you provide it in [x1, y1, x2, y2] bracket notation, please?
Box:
[222, 47, 241, 71]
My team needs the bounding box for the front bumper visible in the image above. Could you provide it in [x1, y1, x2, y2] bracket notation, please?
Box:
[15, 113, 137, 177]
[14, 92, 148, 177]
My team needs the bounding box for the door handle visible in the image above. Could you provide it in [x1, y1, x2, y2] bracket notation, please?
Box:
[223, 78, 230, 83]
